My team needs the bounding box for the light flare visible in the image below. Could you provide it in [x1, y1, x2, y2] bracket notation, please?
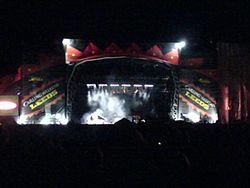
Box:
[0, 101, 17, 110]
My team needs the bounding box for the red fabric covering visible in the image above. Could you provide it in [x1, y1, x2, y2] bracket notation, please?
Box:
[65, 42, 180, 65]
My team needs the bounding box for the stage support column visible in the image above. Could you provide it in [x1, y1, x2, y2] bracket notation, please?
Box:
[242, 84, 249, 121]
[219, 84, 229, 124]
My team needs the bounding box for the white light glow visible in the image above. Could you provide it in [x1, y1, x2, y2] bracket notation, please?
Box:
[133, 84, 143, 87]
[0, 101, 17, 110]
[62, 39, 72, 46]
[84, 109, 107, 124]
[16, 115, 27, 125]
[211, 113, 218, 123]
[82, 85, 153, 124]
[98, 84, 108, 87]
[87, 83, 155, 88]
[40, 116, 51, 125]
[59, 115, 69, 125]
[185, 111, 200, 123]
[110, 84, 119, 87]
[55, 113, 61, 119]
[87, 84, 97, 88]
[121, 84, 131, 87]
[174, 41, 186, 50]
[144, 84, 154, 88]
[82, 89, 127, 124]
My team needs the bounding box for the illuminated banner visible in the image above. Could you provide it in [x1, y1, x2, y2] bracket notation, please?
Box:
[183, 87, 210, 111]
[177, 67, 219, 123]
[179, 83, 217, 118]
[21, 80, 65, 118]
[0, 95, 19, 116]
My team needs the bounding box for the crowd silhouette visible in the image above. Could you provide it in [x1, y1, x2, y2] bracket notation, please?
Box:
[0, 119, 250, 187]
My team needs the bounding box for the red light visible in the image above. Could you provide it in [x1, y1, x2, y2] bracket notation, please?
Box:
[0, 101, 17, 110]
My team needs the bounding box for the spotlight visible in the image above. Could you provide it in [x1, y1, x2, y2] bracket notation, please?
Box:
[0, 101, 17, 110]
[133, 84, 143, 87]
[62, 39, 72, 46]
[174, 41, 186, 50]
[110, 84, 119, 87]
[121, 84, 131, 87]
[144, 84, 154, 88]
[16, 115, 27, 125]
[98, 84, 108, 87]
[87, 84, 97, 88]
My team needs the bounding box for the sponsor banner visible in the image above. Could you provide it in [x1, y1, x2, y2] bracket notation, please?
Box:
[21, 80, 65, 119]
[177, 68, 219, 123]
[0, 64, 66, 124]
[180, 86, 212, 112]
[179, 83, 217, 119]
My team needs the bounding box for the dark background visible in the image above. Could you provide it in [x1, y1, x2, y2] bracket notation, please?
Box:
[1, 1, 250, 76]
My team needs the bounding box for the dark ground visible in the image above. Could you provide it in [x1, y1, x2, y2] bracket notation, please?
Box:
[0, 120, 250, 187]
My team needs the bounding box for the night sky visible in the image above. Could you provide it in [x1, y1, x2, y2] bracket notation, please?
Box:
[1, 1, 250, 76]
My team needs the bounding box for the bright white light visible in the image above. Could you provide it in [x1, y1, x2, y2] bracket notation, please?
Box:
[40, 116, 51, 125]
[87, 84, 96, 88]
[158, 142, 162, 146]
[107, 98, 116, 111]
[16, 115, 27, 125]
[144, 84, 154, 88]
[98, 84, 108, 87]
[121, 84, 131, 87]
[185, 111, 200, 123]
[83, 109, 107, 124]
[59, 115, 69, 125]
[211, 113, 218, 123]
[82, 89, 127, 124]
[62, 39, 72, 46]
[110, 84, 119, 87]
[0, 101, 17, 110]
[54, 113, 69, 125]
[133, 84, 143, 87]
[82, 85, 153, 124]
[174, 41, 186, 50]
[55, 113, 61, 119]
